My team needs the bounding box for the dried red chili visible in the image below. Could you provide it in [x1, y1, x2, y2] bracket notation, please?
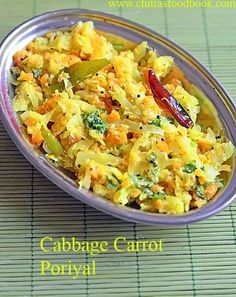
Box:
[147, 69, 194, 129]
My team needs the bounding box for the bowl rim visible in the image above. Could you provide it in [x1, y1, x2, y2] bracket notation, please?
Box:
[0, 8, 235, 225]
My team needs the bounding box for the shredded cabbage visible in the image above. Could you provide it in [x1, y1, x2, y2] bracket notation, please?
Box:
[11, 21, 235, 215]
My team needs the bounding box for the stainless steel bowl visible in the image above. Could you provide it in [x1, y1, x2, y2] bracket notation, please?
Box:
[0, 9, 235, 225]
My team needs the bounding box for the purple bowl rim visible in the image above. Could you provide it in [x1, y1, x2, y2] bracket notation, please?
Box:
[0, 8, 235, 225]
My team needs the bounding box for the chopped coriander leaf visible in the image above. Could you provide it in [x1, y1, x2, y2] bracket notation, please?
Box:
[149, 115, 161, 127]
[82, 112, 109, 134]
[195, 185, 205, 199]
[131, 175, 163, 199]
[215, 177, 224, 188]
[107, 180, 117, 190]
[148, 152, 159, 179]
[111, 173, 122, 184]
[32, 69, 42, 78]
[150, 152, 158, 167]
[107, 173, 121, 190]
[131, 175, 151, 189]
[144, 188, 155, 197]
[149, 115, 175, 127]
[183, 162, 197, 173]
[148, 191, 166, 200]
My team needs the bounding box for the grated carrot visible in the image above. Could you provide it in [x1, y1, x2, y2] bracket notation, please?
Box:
[107, 110, 120, 124]
[31, 129, 43, 146]
[204, 184, 218, 199]
[37, 96, 59, 114]
[155, 200, 163, 209]
[24, 117, 37, 126]
[17, 71, 33, 82]
[39, 73, 49, 86]
[198, 177, 206, 185]
[195, 169, 204, 177]
[157, 141, 169, 153]
[44, 52, 52, 60]
[151, 184, 163, 193]
[172, 162, 181, 171]
[198, 140, 212, 153]
[199, 154, 208, 164]
[106, 126, 128, 145]
[13, 50, 28, 65]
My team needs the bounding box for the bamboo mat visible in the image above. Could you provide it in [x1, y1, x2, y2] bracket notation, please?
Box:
[0, 1, 236, 296]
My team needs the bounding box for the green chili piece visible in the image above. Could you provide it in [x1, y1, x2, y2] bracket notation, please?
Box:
[112, 43, 124, 51]
[51, 77, 64, 93]
[51, 58, 109, 92]
[41, 126, 64, 156]
[68, 58, 109, 85]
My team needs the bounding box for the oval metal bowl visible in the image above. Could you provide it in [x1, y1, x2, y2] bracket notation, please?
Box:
[0, 9, 235, 225]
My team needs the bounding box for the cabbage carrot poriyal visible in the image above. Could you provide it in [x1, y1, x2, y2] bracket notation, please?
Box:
[11, 21, 235, 214]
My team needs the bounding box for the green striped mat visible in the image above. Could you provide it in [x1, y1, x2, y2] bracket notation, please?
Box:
[0, 1, 235, 296]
